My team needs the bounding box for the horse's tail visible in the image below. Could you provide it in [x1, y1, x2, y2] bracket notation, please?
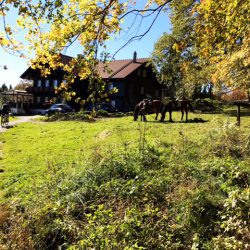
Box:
[162, 100, 167, 111]
[188, 102, 194, 112]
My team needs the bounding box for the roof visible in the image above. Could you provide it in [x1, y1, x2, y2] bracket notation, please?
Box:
[60, 54, 73, 65]
[59, 54, 149, 79]
[0, 90, 33, 96]
[20, 54, 149, 80]
[98, 58, 148, 79]
[20, 54, 73, 79]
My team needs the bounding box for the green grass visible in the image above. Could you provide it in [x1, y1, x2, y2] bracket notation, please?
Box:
[0, 112, 249, 249]
[0, 113, 238, 188]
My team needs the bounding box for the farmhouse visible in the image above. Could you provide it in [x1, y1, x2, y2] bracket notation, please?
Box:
[20, 52, 167, 112]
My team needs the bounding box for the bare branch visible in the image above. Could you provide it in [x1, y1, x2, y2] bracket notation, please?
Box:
[0, 0, 6, 7]
[113, 4, 166, 59]
[119, 1, 169, 20]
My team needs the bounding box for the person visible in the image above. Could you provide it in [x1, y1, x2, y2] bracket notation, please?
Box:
[1, 103, 11, 115]
[1, 103, 11, 125]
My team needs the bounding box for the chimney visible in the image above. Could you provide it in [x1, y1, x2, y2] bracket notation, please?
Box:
[133, 51, 137, 62]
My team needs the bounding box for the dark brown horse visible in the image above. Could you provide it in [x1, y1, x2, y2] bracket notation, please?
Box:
[160, 99, 194, 122]
[134, 99, 164, 122]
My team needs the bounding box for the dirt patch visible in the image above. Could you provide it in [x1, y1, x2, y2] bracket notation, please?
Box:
[0, 116, 42, 133]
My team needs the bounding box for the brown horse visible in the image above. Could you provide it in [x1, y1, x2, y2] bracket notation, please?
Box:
[134, 99, 164, 122]
[160, 99, 194, 122]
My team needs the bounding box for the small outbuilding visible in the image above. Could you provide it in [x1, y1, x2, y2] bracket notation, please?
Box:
[0, 89, 33, 115]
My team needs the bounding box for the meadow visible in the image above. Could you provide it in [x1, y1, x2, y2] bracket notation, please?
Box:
[0, 111, 249, 249]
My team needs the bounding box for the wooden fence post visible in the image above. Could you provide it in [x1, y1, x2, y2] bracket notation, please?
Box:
[236, 104, 241, 126]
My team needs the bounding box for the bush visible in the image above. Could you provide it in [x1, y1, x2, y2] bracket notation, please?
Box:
[46, 112, 95, 122]
[206, 124, 250, 159]
[193, 98, 222, 113]
[96, 109, 110, 117]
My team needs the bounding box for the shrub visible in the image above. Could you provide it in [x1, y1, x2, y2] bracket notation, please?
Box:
[96, 109, 110, 117]
[193, 98, 222, 113]
[46, 112, 94, 122]
[206, 124, 250, 159]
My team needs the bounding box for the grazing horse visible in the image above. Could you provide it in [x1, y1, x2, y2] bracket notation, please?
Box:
[160, 98, 194, 122]
[134, 99, 164, 122]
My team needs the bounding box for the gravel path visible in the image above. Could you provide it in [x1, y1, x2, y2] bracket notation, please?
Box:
[0, 115, 42, 133]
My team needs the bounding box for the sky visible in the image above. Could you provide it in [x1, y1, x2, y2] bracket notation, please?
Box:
[0, 2, 171, 87]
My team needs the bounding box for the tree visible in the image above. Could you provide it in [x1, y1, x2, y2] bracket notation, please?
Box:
[194, 0, 250, 96]
[14, 80, 32, 91]
[152, 0, 249, 99]
[1, 1, 170, 70]
[151, 0, 211, 98]
[0, 83, 8, 92]
[151, 33, 183, 97]
[0, 0, 249, 101]
[1, 0, 171, 104]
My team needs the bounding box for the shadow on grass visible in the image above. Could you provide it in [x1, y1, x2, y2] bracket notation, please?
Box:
[3, 125, 14, 129]
[146, 118, 208, 124]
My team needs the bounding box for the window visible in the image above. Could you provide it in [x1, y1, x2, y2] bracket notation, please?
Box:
[37, 80, 42, 87]
[62, 79, 67, 84]
[111, 100, 116, 108]
[143, 69, 147, 77]
[37, 96, 41, 103]
[45, 80, 50, 88]
[53, 80, 58, 88]
[140, 86, 144, 94]
[109, 82, 114, 90]
[45, 97, 49, 103]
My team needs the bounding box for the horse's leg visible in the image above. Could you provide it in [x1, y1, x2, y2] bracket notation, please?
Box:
[186, 108, 188, 122]
[140, 108, 147, 122]
[138, 107, 143, 121]
[155, 111, 158, 120]
[181, 108, 184, 121]
[133, 104, 139, 121]
[160, 111, 165, 122]
[169, 111, 173, 122]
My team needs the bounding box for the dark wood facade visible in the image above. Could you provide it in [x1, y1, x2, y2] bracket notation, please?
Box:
[109, 65, 164, 111]
[21, 68, 68, 109]
[21, 53, 168, 112]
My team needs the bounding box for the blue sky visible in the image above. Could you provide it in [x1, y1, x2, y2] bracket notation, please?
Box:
[0, 2, 171, 87]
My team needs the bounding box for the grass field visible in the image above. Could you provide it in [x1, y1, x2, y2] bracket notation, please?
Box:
[0, 112, 249, 249]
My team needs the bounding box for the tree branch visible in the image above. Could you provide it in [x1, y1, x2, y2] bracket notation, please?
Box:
[113, 3, 166, 58]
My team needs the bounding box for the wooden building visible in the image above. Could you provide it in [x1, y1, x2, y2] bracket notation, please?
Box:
[0, 90, 33, 115]
[20, 52, 168, 112]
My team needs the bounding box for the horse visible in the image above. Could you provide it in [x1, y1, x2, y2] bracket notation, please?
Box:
[160, 98, 194, 122]
[134, 99, 164, 122]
